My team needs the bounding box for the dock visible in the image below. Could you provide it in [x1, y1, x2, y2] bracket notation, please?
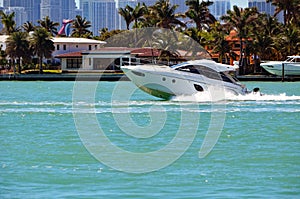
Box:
[0, 72, 129, 81]
[237, 75, 300, 82]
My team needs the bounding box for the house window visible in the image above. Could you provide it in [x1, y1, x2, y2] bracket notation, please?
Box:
[89, 45, 92, 50]
[66, 58, 82, 69]
[234, 43, 240, 48]
[63, 45, 66, 50]
[57, 44, 60, 50]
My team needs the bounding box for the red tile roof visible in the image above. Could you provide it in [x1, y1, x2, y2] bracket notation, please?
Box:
[55, 47, 208, 59]
[55, 51, 83, 58]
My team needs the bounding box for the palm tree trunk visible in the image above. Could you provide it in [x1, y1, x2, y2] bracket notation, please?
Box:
[239, 37, 243, 75]
[17, 58, 21, 74]
[11, 59, 16, 75]
[134, 19, 138, 47]
[39, 56, 43, 74]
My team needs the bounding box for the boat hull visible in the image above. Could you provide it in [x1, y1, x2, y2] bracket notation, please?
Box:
[261, 62, 300, 76]
[122, 65, 245, 100]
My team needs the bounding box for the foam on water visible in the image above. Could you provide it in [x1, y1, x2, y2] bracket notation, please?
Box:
[172, 90, 300, 103]
[1, 90, 300, 114]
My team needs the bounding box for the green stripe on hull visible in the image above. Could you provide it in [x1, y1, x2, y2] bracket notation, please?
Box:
[139, 85, 174, 100]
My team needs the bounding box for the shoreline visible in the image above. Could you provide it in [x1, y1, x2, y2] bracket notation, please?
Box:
[0, 73, 299, 82]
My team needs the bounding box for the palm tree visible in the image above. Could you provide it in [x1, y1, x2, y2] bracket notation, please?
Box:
[277, 24, 300, 58]
[118, 5, 133, 30]
[185, 0, 216, 31]
[37, 16, 59, 36]
[208, 22, 230, 64]
[98, 28, 125, 42]
[221, 6, 258, 74]
[266, 0, 298, 26]
[131, 3, 146, 28]
[0, 45, 7, 70]
[30, 28, 55, 74]
[152, 30, 181, 65]
[22, 21, 35, 33]
[248, 14, 282, 61]
[71, 15, 92, 38]
[5, 32, 31, 74]
[148, 0, 186, 29]
[0, 11, 18, 35]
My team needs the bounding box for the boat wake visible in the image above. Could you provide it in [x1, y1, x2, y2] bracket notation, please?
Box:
[171, 91, 300, 102]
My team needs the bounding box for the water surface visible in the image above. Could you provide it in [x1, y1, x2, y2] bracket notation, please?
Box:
[1, 81, 299, 198]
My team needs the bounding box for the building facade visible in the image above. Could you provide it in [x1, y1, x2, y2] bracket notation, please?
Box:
[248, 0, 283, 22]
[40, 0, 77, 24]
[7, 7, 27, 27]
[3, 0, 41, 26]
[81, 0, 117, 35]
[209, 0, 231, 21]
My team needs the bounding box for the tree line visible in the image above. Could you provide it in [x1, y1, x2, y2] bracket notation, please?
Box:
[0, 0, 299, 74]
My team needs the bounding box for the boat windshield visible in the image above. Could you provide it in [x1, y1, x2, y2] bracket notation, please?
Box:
[170, 62, 189, 69]
[175, 64, 238, 83]
[285, 56, 300, 63]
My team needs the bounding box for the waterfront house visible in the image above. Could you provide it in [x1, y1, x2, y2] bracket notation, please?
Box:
[0, 35, 106, 66]
[56, 47, 159, 72]
[52, 37, 106, 57]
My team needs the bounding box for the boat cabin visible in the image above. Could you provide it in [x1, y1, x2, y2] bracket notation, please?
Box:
[171, 62, 240, 84]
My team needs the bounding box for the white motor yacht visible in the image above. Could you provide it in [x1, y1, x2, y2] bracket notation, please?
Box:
[260, 55, 300, 76]
[121, 59, 248, 100]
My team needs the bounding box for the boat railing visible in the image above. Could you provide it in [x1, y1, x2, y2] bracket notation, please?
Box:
[120, 57, 181, 67]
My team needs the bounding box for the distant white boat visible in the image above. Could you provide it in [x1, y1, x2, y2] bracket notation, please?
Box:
[121, 59, 248, 100]
[260, 55, 300, 76]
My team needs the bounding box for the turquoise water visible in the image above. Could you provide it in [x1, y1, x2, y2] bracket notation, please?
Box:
[1, 81, 300, 198]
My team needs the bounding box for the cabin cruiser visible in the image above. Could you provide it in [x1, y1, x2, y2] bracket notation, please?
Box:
[260, 55, 300, 76]
[121, 59, 248, 100]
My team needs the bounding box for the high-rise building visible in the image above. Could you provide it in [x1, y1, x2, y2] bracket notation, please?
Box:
[61, 0, 77, 20]
[81, 0, 117, 35]
[248, 0, 283, 22]
[3, 0, 41, 25]
[41, 0, 77, 24]
[8, 6, 27, 27]
[209, 0, 231, 21]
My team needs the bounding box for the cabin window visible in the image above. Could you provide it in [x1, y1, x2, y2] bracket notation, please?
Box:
[176, 65, 220, 77]
[220, 72, 234, 83]
[63, 45, 66, 50]
[57, 44, 60, 50]
[194, 65, 221, 80]
[95, 45, 98, 49]
[89, 45, 92, 50]
[76, 45, 78, 48]
[176, 65, 200, 74]
[194, 84, 204, 92]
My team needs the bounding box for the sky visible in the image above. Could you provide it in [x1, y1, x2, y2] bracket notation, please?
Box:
[74, 0, 248, 9]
